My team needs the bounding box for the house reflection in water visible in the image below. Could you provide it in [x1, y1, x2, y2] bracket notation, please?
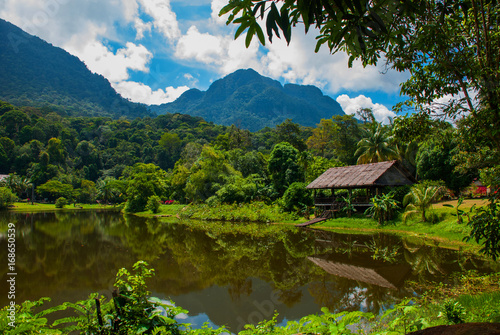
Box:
[308, 254, 411, 290]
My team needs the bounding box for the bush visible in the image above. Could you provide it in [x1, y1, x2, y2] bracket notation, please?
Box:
[389, 185, 412, 205]
[55, 197, 67, 208]
[0, 187, 17, 209]
[146, 195, 161, 213]
[281, 182, 313, 214]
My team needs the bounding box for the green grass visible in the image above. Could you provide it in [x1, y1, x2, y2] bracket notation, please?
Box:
[178, 201, 297, 223]
[313, 200, 483, 251]
[8, 202, 121, 212]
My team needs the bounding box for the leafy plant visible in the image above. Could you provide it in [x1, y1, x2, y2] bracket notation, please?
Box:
[365, 192, 399, 225]
[443, 197, 467, 224]
[146, 195, 161, 213]
[55, 196, 67, 208]
[379, 299, 430, 334]
[464, 194, 500, 260]
[0, 186, 17, 209]
[341, 194, 356, 218]
[440, 300, 466, 325]
[0, 297, 67, 334]
[403, 184, 443, 223]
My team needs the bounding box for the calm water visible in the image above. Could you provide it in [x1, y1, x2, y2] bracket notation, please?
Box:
[0, 211, 497, 332]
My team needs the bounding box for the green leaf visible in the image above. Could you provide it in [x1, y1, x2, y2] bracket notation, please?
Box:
[245, 25, 255, 47]
[255, 24, 266, 45]
[235, 22, 250, 39]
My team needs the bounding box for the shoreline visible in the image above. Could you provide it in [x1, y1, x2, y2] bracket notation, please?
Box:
[5, 198, 487, 255]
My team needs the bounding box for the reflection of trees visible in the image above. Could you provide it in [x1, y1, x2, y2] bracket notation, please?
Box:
[148, 221, 319, 303]
[402, 239, 447, 279]
[0, 211, 131, 306]
[1, 210, 496, 325]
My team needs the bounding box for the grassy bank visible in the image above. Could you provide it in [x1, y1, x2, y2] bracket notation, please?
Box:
[313, 198, 486, 251]
[8, 202, 121, 212]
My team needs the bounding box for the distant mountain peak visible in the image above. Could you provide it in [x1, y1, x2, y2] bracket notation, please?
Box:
[0, 18, 150, 118]
[150, 69, 344, 131]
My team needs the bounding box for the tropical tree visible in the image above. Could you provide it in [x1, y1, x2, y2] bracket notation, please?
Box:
[96, 177, 123, 204]
[0, 187, 17, 209]
[331, 115, 363, 165]
[36, 180, 74, 201]
[123, 163, 168, 212]
[1, 173, 32, 198]
[355, 124, 397, 164]
[281, 182, 314, 215]
[184, 145, 240, 202]
[306, 118, 339, 158]
[403, 184, 443, 223]
[268, 142, 304, 196]
[275, 118, 307, 152]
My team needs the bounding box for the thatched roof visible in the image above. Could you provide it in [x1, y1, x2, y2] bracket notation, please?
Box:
[307, 160, 415, 190]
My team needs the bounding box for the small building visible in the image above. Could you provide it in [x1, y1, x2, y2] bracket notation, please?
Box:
[298, 160, 415, 226]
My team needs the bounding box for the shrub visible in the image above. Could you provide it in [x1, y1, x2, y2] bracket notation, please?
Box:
[365, 192, 399, 225]
[146, 195, 161, 213]
[0, 186, 17, 209]
[281, 182, 313, 215]
[403, 184, 444, 223]
[55, 197, 67, 208]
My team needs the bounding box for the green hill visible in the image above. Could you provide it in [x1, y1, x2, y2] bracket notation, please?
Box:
[0, 18, 151, 118]
[150, 69, 344, 131]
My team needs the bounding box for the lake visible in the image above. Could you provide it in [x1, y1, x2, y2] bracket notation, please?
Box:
[0, 210, 496, 332]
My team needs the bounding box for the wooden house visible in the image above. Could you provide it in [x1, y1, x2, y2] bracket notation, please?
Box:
[297, 160, 415, 227]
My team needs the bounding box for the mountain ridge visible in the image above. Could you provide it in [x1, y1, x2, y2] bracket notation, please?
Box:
[1, 18, 343, 129]
[150, 68, 344, 131]
[0, 18, 151, 118]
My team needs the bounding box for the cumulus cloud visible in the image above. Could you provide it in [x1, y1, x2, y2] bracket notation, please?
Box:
[336, 94, 396, 124]
[114, 81, 189, 105]
[259, 27, 408, 96]
[174, 25, 261, 74]
[66, 42, 153, 83]
[211, 0, 230, 25]
[137, 0, 181, 43]
[134, 17, 152, 39]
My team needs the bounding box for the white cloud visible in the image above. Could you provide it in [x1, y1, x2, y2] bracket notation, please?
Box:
[67, 41, 153, 83]
[137, 0, 181, 43]
[260, 27, 408, 96]
[113, 81, 189, 105]
[174, 25, 261, 74]
[211, 0, 230, 25]
[336, 94, 396, 124]
[134, 17, 152, 39]
[0, 0, 139, 47]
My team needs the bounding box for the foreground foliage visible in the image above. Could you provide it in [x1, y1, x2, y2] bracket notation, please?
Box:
[2, 262, 499, 334]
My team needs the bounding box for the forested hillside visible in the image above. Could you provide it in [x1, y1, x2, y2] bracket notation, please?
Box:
[0, 18, 150, 119]
[151, 69, 345, 131]
[0, 98, 475, 214]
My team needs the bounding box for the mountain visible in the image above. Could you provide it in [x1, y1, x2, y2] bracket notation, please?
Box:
[0, 18, 150, 118]
[150, 69, 344, 131]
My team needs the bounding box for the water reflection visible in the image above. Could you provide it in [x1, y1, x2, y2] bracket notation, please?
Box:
[0, 211, 496, 332]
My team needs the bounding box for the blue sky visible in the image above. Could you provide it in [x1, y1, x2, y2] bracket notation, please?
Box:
[0, 0, 410, 123]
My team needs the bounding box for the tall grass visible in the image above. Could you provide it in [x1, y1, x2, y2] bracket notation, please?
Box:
[179, 201, 297, 223]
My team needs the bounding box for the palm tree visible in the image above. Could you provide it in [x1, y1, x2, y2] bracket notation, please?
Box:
[403, 184, 444, 222]
[355, 124, 397, 164]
